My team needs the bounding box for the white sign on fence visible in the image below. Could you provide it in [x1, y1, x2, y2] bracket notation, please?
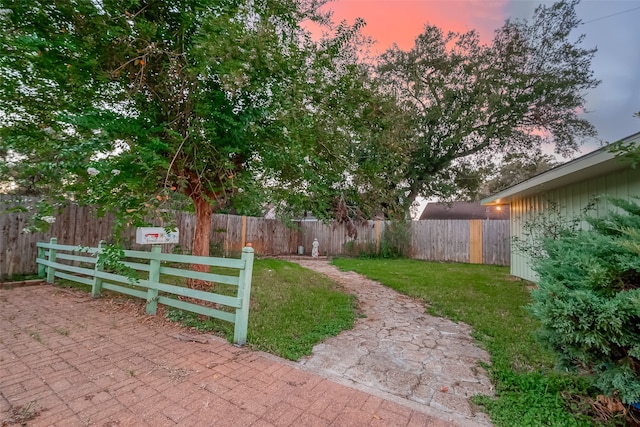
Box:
[135, 227, 179, 244]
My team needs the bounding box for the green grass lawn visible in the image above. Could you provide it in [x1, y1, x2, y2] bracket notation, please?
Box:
[331, 258, 601, 427]
[164, 258, 357, 360]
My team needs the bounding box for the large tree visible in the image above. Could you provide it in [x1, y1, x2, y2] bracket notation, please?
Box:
[0, 1, 406, 270]
[376, 0, 599, 204]
[479, 150, 558, 198]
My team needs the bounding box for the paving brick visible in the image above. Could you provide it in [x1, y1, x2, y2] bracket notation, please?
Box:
[143, 411, 178, 426]
[179, 389, 217, 412]
[48, 377, 73, 392]
[161, 402, 193, 423]
[407, 411, 453, 427]
[147, 374, 178, 392]
[178, 414, 216, 427]
[331, 407, 378, 427]
[214, 374, 242, 391]
[50, 360, 72, 372]
[359, 395, 384, 413]
[227, 365, 261, 381]
[0, 381, 26, 396]
[369, 406, 410, 426]
[307, 394, 346, 422]
[92, 373, 120, 388]
[295, 412, 329, 427]
[224, 383, 256, 405]
[305, 394, 333, 417]
[1, 286, 464, 427]
[6, 384, 51, 403]
[282, 390, 320, 411]
[55, 381, 98, 401]
[112, 411, 153, 426]
[253, 370, 281, 386]
[3, 360, 31, 376]
[29, 391, 66, 411]
[194, 378, 232, 398]
[106, 376, 143, 394]
[273, 405, 303, 427]
[115, 390, 143, 407]
[261, 379, 296, 398]
[28, 407, 76, 427]
[80, 399, 125, 421]
[197, 402, 259, 426]
[66, 394, 97, 414]
[236, 397, 270, 417]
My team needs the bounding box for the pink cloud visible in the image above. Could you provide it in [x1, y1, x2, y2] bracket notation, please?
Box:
[316, 0, 510, 53]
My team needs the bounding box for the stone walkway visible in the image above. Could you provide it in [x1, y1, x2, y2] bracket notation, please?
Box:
[288, 258, 494, 427]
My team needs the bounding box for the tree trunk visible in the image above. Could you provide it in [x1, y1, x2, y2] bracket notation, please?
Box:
[190, 193, 213, 290]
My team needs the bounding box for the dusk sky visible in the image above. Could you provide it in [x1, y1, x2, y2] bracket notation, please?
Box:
[316, 0, 640, 155]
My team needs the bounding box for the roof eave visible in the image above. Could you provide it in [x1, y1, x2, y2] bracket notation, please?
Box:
[481, 131, 640, 206]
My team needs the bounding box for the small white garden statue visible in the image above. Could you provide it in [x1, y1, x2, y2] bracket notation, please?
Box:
[311, 238, 319, 258]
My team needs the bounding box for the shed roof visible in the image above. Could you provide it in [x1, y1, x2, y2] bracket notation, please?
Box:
[481, 131, 640, 206]
[419, 201, 509, 220]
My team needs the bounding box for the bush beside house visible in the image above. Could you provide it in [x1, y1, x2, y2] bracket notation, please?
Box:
[529, 198, 640, 407]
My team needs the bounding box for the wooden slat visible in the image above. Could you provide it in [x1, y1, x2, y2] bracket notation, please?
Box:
[483, 220, 510, 266]
[55, 271, 93, 286]
[121, 250, 246, 269]
[37, 259, 95, 277]
[158, 266, 239, 286]
[157, 296, 236, 323]
[122, 261, 151, 272]
[469, 220, 483, 264]
[102, 282, 148, 299]
[55, 253, 97, 264]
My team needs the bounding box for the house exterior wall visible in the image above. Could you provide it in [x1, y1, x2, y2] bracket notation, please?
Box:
[510, 166, 640, 282]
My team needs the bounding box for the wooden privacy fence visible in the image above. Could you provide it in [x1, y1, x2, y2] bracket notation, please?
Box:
[36, 238, 255, 345]
[1, 199, 510, 278]
[157, 216, 509, 265]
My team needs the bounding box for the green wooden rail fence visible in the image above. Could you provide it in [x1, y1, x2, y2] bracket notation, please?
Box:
[36, 237, 255, 345]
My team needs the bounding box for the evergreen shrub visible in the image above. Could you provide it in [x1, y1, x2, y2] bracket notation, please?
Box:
[529, 198, 640, 405]
[380, 220, 411, 258]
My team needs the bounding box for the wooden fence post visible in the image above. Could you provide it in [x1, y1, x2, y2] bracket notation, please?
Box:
[469, 220, 483, 264]
[234, 246, 255, 345]
[92, 240, 105, 298]
[376, 221, 381, 254]
[241, 215, 247, 248]
[37, 245, 45, 278]
[46, 237, 57, 283]
[146, 245, 161, 315]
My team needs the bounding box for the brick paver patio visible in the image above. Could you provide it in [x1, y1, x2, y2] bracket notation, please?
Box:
[0, 285, 459, 426]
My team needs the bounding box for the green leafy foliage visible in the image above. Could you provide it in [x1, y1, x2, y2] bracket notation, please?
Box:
[96, 244, 138, 284]
[378, 221, 411, 258]
[0, 0, 409, 256]
[480, 151, 558, 198]
[608, 112, 640, 168]
[529, 197, 640, 405]
[376, 0, 599, 204]
[473, 371, 594, 427]
[512, 199, 596, 261]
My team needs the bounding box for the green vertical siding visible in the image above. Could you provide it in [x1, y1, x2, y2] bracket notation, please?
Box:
[510, 166, 640, 282]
